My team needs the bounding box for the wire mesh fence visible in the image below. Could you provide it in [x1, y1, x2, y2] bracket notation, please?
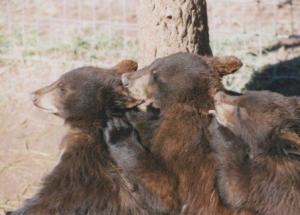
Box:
[0, 0, 299, 68]
[0, 0, 139, 67]
[209, 0, 300, 55]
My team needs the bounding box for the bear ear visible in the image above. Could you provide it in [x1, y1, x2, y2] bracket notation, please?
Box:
[279, 128, 300, 157]
[204, 56, 243, 77]
[113, 59, 138, 75]
[280, 128, 300, 146]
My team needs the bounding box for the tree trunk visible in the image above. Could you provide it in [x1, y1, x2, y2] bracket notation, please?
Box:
[138, 0, 212, 66]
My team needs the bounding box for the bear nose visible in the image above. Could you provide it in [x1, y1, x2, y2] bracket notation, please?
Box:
[121, 73, 129, 87]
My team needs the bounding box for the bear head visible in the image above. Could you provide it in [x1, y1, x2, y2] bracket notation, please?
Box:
[211, 90, 300, 156]
[121, 52, 242, 112]
[31, 60, 139, 127]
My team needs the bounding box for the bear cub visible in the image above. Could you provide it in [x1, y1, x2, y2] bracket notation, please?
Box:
[8, 60, 157, 215]
[209, 90, 300, 215]
[105, 53, 254, 215]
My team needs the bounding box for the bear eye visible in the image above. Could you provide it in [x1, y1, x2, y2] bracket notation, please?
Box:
[58, 83, 65, 93]
[152, 70, 159, 81]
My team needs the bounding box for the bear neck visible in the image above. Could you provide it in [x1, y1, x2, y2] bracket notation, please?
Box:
[159, 91, 214, 115]
[67, 118, 104, 133]
[65, 111, 125, 133]
[161, 101, 213, 116]
[153, 102, 212, 161]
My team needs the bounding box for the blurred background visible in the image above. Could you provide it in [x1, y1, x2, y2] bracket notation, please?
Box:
[0, 0, 300, 212]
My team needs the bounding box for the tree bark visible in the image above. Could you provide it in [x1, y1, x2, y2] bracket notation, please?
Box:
[138, 0, 212, 66]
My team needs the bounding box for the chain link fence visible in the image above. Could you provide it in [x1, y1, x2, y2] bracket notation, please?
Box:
[0, 0, 139, 67]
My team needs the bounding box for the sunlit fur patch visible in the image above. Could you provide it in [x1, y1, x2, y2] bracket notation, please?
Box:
[113, 84, 143, 109]
[127, 73, 152, 106]
[214, 103, 236, 128]
[123, 72, 155, 111]
[280, 129, 300, 146]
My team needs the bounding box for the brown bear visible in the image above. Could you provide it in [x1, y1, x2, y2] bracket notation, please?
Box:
[8, 60, 160, 215]
[103, 52, 254, 214]
[209, 90, 300, 215]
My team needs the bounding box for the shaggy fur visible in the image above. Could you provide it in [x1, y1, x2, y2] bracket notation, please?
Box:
[8, 61, 158, 215]
[210, 90, 300, 215]
[104, 52, 253, 214]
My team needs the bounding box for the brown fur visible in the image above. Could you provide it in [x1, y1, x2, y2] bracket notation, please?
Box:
[210, 90, 300, 215]
[113, 59, 138, 75]
[202, 56, 243, 77]
[107, 52, 253, 214]
[8, 61, 158, 215]
[104, 117, 180, 214]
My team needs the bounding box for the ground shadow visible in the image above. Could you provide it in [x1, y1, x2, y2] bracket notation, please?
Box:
[262, 35, 300, 53]
[246, 56, 300, 96]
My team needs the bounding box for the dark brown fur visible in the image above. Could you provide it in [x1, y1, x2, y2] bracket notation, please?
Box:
[8, 61, 158, 215]
[210, 90, 300, 215]
[105, 52, 253, 214]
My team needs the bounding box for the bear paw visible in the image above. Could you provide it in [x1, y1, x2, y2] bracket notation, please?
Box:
[104, 118, 135, 146]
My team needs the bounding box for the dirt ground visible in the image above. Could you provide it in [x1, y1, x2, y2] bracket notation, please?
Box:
[0, 0, 300, 213]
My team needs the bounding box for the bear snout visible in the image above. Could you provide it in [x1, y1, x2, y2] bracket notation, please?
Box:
[31, 86, 60, 115]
